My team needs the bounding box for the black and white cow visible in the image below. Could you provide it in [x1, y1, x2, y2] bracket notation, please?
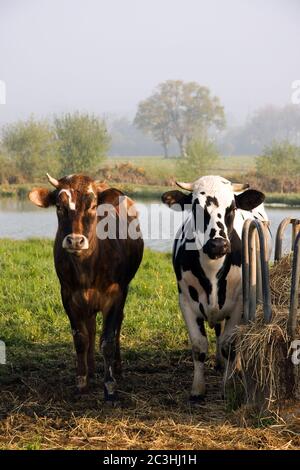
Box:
[162, 175, 269, 401]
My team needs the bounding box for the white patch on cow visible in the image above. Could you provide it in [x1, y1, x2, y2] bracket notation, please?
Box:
[191, 176, 236, 249]
[104, 379, 117, 395]
[59, 188, 76, 210]
[66, 174, 74, 180]
[193, 175, 231, 194]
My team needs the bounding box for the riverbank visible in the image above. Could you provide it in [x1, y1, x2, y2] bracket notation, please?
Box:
[1, 182, 300, 206]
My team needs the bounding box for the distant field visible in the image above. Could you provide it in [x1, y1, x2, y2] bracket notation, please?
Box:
[112, 155, 257, 180]
[1, 155, 300, 206]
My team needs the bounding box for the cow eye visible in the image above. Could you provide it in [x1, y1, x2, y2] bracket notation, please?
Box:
[90, 204, 97, 210]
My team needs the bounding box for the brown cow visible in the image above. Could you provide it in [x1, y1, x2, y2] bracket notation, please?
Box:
[29, 174, 143, 401]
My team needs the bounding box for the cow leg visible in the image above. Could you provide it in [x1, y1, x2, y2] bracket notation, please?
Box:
[114, 310, 124, 378]
[86, 315, 96, 378]
[100, 305, 121, 402]
[114, 288, 128, 378]
[71, 321, 89, 392]
[180, 296, 208, 401]
[61, 294, 89, 392]
[214, 320, 225, 372]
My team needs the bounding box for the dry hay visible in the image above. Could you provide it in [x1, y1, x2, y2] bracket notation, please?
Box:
[269, 253, 297, 308]
[231, 255, 300, 412]
[1, 349, 300, 450]
[232, 308, 297, 407]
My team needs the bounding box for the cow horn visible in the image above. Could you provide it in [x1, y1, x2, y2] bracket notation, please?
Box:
[46, 173, 59, 188]
[232, 182, 249, 192]
[175, 181, 194, 191]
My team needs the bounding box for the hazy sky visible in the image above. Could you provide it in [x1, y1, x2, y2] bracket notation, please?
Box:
[0, 0, 299, 126]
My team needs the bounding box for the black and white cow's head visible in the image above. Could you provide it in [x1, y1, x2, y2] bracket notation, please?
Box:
[162, 175, 265, 260]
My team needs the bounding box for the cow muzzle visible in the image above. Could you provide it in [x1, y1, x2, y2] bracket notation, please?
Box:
[203, 237, 231, 259]
[62, 233, 89, 253]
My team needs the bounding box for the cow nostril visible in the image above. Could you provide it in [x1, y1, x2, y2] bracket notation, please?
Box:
[211, 238, 228, 250]
[66, 236, 73, 246]
[79, 236, 85, 246]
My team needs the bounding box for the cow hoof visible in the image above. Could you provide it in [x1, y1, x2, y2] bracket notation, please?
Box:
[104, 381, 118, 403]
[189, 394, 205, 403]
[104, 390, 119, 406]
[76, 375, 88, 393]
[105, 394, 119, 406]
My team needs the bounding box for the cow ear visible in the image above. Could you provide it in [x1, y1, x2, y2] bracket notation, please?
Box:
[28, 188, 56, 208]
[98, 188, 125, 206]
[98, 188, 138, 217]
[235, 189, 265, 211]
[161, 190, 193, 211]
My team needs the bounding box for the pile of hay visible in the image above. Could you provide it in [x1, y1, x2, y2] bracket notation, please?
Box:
[230, 255, 300, 412]
[269, 253, 299, 307]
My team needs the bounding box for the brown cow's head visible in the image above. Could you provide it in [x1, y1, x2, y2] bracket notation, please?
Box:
[29, 174, 112, 255]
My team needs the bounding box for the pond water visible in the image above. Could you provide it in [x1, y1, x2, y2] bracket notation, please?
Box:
[0, 198, 299, 256]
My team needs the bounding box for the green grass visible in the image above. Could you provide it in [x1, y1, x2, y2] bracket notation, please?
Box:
[113, 155, 256, 180]
[1, 155, 300, 205]
[0, 239, 297, 450]
[265, 193, 300, 207]
[0, 239, 200, 355]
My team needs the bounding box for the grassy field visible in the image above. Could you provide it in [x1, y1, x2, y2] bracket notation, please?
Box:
[0, 240, 185, 350]
[1, 155, 255, 199]
[113, 155, 256, 180]
[0, 239, 299, 449]
[2, 154, 300, 205]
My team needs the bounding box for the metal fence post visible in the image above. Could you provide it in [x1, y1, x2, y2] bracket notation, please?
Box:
[242, 219, 272, 324]
[288, 231, 300, 338]
[275, 217, 300, 262]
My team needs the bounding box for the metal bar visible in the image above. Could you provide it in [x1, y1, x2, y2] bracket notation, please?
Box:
[256, 230, 263, 305]
[255, 220, 272, 323]
[242, 219, 251, 323]
[242, 219, 272, 324]
[275, 217, 300, 262]
[292, 220, 300, 247]
[249, 226, 257, 321]
[288, 231, 300, 338]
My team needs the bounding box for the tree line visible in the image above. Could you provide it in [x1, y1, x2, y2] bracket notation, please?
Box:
[0, 79, 300, 191]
